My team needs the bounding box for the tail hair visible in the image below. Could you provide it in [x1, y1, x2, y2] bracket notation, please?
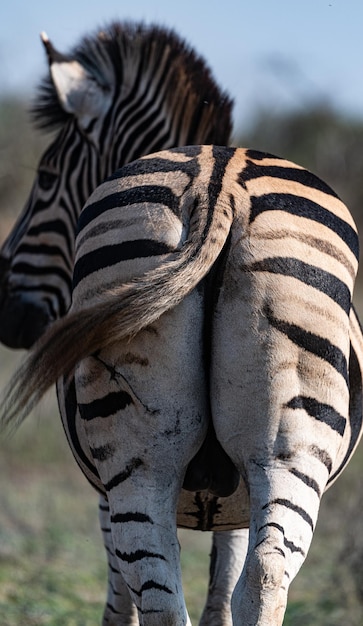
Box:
[0, 205, 233, 434]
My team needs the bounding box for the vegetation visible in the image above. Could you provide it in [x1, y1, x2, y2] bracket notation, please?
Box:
[0, 98, 363, 623]
[0, 98, 47, 241]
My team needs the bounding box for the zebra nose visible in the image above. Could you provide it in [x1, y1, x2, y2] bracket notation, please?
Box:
[0, 296, 51, 349]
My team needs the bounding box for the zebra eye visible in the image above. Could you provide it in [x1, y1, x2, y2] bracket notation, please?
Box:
[38, 170, 58, 191]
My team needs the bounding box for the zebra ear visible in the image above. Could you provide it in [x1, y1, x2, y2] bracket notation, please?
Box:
[40, 32, 112, 128]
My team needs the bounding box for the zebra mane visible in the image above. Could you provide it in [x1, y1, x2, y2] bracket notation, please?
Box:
[31, 21, 233, 142]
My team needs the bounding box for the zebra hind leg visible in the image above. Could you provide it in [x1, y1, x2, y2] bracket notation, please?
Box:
[98, 494, 139, 625]
[230, 458, 326, 626]
[199, 529, 249, 626]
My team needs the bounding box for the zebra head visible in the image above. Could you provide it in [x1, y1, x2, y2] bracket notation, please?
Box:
[0, 22, 232, 349]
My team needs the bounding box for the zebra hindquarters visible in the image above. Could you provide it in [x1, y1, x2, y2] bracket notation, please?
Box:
[210, 237, 352, 625]
[72, 291, 207, 626]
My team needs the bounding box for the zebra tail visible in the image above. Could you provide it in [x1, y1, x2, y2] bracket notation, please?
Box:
[0, 195, 234, 433]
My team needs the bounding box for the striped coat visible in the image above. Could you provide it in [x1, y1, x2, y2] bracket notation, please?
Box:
[0, 23, 244, 625]
[2, 145, 362, 625]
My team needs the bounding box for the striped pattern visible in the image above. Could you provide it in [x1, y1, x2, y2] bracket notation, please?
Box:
[0, 23, 241, 626]
[0, 21, 231, 349]
[1, 145, 362, 625]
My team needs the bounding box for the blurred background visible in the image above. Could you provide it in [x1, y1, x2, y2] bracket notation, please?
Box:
[1, 1, 363, 624]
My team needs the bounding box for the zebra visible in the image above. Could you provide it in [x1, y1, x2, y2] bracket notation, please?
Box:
[0, 21, 233, 350]
[1, 145, 362, 625]
[0, 23, 248, 625]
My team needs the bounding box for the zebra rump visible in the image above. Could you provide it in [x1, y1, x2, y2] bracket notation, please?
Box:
[1, 144, 362, 625]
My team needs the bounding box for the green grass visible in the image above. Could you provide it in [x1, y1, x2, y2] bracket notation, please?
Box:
[0, 413, 107, 625]
[0, 412, 211, 624]
[1, 344, 363, 624]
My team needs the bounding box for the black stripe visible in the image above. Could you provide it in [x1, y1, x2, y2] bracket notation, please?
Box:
[194, 145, 235, 252]
[110, 584, 124, 597]
[309, 444, 333, 473]
[249, 257, 351, 314]
[249, 193, 359, 261]
[241, 160, 338, 198]
[12, 261, 72, 288]
[208, 146, 236, 213]
[61, 377, 104, 494]
[258, 522, 305, 556]
[129, 580, 173, 597]
[28, 219, 74, 259]
[181, 492, 223, 531]
[110, 512, 153, 524]
[141, 609, 165, 616]
[289, 468, 322, 498]
[245, 149, 283, 161]
[258, 521, 285, 536]
[115, 548, 166, 563]
[283, 537, 305, 556]
[15, 242, 71, 270]
[78, 390, 133, 421]
[30, 197, 59, 215]
[263, 498, 314, 531]
[105, 602, 124, 615]
[77, 186, 179, 233]
[109, 563, 119, 574]
[170, 145, 202, 158]
[328, 341, 363, 485]
[90, 443, 115, 461]
[121, 111, 163, 163]
[73, 240, 173, 288]
[286, 396, 346, 437]
[126, 126, 172, 164]
[114, 61, 165, 159]
[105, 458, 143, 491]
[264, 304, 348, 383]
[122, 110, 166, 162]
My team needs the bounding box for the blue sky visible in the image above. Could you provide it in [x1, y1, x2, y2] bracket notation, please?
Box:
[1, 0, 363, 133]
